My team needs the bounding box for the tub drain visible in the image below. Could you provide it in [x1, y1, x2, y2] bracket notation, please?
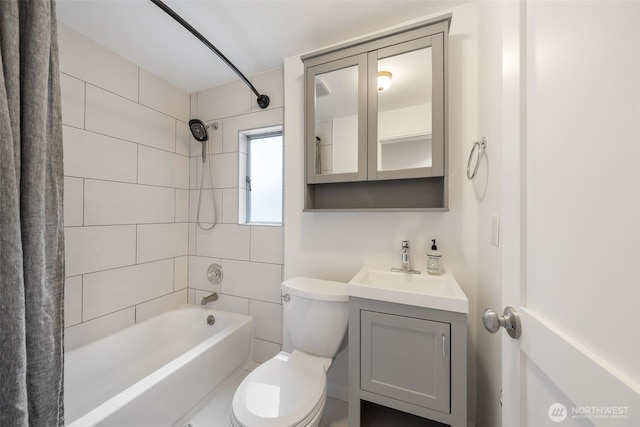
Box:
[206, 315, 215, 325]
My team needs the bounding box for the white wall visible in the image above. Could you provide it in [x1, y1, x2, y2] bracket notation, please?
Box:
[284, 3, 479, 421]
[59, 24, 191, 350]
[187, 70, 286, 364]
[474, 1, 504, 425]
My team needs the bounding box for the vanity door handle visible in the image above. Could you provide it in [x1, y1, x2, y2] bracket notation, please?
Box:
[442, 334, 446, 359]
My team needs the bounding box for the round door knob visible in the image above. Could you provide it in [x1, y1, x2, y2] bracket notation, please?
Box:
[482, 309, 502, 333]
[482, 306, 522, 339]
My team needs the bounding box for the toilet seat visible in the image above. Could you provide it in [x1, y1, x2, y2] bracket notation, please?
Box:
[230, 351, 327, 427]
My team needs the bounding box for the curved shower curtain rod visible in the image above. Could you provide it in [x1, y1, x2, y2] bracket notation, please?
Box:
[150, 0, 270, 109]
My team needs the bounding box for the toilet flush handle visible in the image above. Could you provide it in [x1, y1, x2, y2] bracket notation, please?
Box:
[281, 293, 290, 302]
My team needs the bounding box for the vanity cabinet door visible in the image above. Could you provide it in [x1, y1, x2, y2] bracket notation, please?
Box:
[360, 310, 451, 414]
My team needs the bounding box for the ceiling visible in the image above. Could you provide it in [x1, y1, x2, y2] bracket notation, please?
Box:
[56, 0, 465, 93]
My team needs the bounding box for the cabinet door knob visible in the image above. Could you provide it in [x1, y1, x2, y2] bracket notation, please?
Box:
[482, 306, 521, 339]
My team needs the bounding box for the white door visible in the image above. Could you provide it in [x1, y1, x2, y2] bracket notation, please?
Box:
[497, 1, 640, 426]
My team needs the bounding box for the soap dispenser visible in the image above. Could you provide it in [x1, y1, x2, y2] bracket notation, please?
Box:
[427, 239, 442, 275]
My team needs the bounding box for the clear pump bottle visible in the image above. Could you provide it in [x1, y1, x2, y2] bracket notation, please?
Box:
[427, 239, 442, 275]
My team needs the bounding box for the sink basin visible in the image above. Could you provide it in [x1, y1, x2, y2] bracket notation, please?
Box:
[348, 265, 469, 313]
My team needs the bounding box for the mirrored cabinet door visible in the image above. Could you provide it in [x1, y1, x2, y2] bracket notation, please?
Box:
[306, 54, 368, 184]
[368, 34, 444, 181]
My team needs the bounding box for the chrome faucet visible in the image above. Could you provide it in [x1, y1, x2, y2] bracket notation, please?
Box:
[392, 240, 421, 274]
[201, 292, 219, 305]
[400, 240, 411, 271]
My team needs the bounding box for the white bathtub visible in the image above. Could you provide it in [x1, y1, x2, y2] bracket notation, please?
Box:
[65, 304, 253, 426]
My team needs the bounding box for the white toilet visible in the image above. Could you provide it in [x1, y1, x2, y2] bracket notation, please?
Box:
[230, 277, 349, 427]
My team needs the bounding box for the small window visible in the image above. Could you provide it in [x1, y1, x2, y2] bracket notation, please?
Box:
[245, 131, 283, 224]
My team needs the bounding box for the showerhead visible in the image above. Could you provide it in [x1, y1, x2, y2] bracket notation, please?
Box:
[189, 119, 208, 142]
[189, 119, 219, 162]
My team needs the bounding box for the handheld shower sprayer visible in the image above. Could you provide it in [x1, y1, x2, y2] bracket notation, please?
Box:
[189, 119, 219, 230]
[189, 119, 218, 163]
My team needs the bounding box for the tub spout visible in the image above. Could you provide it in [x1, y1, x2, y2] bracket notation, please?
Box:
[201, 292, 219, 305]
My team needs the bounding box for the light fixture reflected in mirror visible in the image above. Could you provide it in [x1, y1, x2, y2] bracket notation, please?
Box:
[377, 71, 392, 92]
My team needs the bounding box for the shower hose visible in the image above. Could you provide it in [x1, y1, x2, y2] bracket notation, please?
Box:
[196, 139, 217, 230]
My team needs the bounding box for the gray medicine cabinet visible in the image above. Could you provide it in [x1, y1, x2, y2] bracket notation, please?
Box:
[302, 15, 451, 211]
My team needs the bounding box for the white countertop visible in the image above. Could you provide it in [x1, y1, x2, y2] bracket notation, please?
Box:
[347, 265, 469, 314]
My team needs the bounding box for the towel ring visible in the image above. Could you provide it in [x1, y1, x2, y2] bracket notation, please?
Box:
[467, 137, 487, 180]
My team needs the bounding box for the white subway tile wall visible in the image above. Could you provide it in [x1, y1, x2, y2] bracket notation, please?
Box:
[63, 177, 84, 227]
[63, 126, 138, 183]
[83, 181, 175, 225]
[136, 223, 189, 263]
[60, 23, 285, 363]
[82, 259, 174, 321]
[249, 300, 283, 344]
[85, 85, 177, 152]
[64, 226, 137, 277]
[138, 68, 190, 123]
[60, 23, 190, 350]
[190, 71, 285, 361]
[134, 289, 189, 323]
[174, 256, 189, 291]
[58, 24, 138, 101]
[176, 121, 192, 156]
[138, 146, 190, 189]
[197, 80, 252, 121]
[64, 308, 136, 351]
[175, 189, 190, 223]
[64, 276, 83, 327]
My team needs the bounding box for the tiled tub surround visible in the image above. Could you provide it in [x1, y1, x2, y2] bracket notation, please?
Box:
[60, 21, 286, 364]
[65, 305, 252, 426]
[59, 23, 191, 349]
[187, 71, 285, 365]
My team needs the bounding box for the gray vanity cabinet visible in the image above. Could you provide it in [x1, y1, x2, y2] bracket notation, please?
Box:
[349, 297, 467, 426]
[302, 15, 451, 211]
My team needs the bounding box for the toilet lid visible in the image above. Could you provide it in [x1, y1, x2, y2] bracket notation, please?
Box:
[232, 352, 326, 427]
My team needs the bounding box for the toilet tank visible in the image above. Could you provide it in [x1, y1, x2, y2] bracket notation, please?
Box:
[281, 277, 348, 358]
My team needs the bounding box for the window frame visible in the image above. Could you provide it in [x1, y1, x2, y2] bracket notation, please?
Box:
[243, 128, 284, 226]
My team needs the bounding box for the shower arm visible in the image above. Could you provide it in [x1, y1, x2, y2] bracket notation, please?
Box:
[150, 0, 270, 109]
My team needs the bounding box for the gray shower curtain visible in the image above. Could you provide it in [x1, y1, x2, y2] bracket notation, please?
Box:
[0, 0, 65, 426]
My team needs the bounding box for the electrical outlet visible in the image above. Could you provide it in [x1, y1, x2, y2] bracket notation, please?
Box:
[491, 215, 500, 247]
